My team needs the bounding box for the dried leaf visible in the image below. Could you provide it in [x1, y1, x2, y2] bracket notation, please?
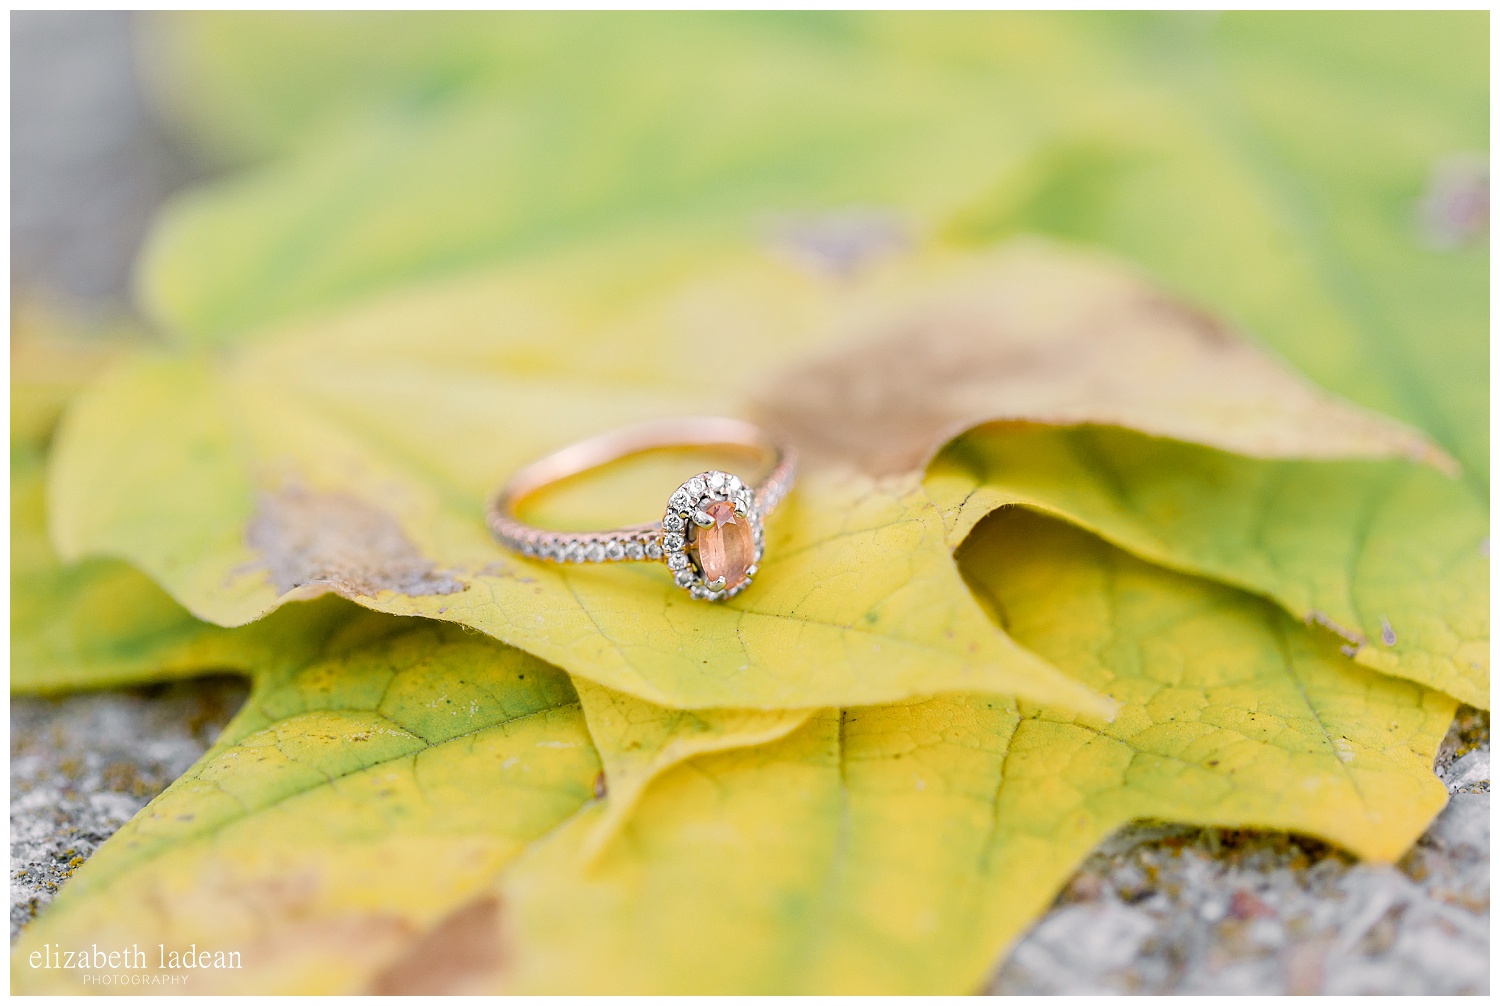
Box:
[754, 242, 1451, 475]
[927, 424, 1488, 707]
[488, 511, 1454, 993]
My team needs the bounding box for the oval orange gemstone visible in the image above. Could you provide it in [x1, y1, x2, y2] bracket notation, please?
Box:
[696, 501, 754, 591]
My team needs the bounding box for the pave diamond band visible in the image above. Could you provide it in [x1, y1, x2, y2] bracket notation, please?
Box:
[487, 417, 797, 601]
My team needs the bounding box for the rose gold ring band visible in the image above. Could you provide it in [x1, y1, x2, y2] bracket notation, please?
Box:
[486, 417, 796, 600]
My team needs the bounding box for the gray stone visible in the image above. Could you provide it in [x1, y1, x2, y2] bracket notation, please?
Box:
[1443, 748, 1490, 793]
[10, 679, 247, 939]
[11, 11, 202, 307]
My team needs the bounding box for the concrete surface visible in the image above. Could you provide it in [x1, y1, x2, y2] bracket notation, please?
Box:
[10, 679, 248, 937]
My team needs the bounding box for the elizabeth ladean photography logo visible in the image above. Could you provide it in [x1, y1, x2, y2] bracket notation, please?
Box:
[28, 943, 242, 985]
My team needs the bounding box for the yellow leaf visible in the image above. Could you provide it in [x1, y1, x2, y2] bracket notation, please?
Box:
[572, 679, 813, 862]
[11, 608, 599, 995]
[8, 598, 798, 994]
[51, 240, 1434, 717]
[11, 316, 245, 694]
[132, 13, 1486, 509]
[927, 424, 1489, 707]
[489, 510, 1453, 993]
[755, 240, 1450, 474]
[12, 305, 818, 856]
[133, 13, 1027, 343]
[11, 305, 138, 450]
[12, 514, 1453, 994]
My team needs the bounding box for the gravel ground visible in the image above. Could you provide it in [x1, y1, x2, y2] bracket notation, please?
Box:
[9, 12, 1491, 994]
[9, 679, 249, 938]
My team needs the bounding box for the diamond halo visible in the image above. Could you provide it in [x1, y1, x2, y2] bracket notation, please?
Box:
[659, 470, 763, 601]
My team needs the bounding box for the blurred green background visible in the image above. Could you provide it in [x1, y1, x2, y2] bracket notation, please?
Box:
[20, 12, 1488, 490]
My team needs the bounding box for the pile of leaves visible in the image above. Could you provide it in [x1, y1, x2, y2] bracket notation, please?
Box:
[12, 12, 1487, 994]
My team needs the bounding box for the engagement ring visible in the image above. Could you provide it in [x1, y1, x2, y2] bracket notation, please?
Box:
[486, 417, 797, 601]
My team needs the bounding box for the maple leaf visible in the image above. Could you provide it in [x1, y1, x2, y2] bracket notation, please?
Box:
[12, 344, 806, 988]
[11, 319, 235, 695]
[13, 510, 1454, 994]
[132, 12, 1487, 504]
[486, 510, 1457, 994]
[10, 603, 601, 995]
[926, 424, 1488, 707]
[22, 244, 1468, 997]
[50, 239, 1445, 720]
[13, 315, 810, 896]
